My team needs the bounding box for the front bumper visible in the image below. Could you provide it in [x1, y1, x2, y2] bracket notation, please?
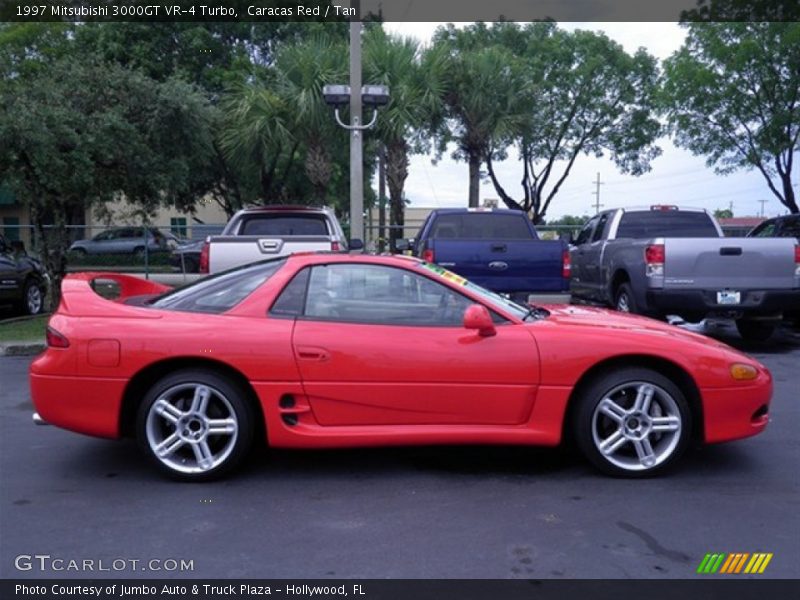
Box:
[646, 288, 800, 316]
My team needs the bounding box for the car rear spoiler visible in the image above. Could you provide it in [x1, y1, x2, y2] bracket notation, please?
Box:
[58, 272, 172, 316]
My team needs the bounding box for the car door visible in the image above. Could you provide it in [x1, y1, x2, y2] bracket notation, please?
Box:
[284, 263, 541, 427]
[580, 212, 611, 299]
[570, 215, 599, 298]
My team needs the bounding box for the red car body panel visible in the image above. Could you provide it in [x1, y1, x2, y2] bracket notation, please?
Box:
[30, 255, 772, 451]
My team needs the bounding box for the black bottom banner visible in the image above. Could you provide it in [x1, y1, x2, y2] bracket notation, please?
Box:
[2, 579, 799, 600]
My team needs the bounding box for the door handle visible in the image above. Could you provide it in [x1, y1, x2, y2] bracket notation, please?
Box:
[296, 346, 331, 362]
[490, 243, 507, 252]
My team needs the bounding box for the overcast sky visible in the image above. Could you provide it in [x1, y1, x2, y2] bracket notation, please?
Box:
[380, 22, 797, 220]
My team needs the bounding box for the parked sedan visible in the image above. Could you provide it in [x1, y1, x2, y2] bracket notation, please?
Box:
[30, 254, 771, 480]
[69, 227, 168, 256]
[0, 235, 48, 315]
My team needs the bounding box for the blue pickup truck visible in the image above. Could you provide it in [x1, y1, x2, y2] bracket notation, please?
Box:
[400, 208, 570, 300]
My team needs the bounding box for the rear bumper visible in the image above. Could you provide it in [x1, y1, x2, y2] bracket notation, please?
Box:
[645, 289, 800, 316]
[30, 372, 126, 439]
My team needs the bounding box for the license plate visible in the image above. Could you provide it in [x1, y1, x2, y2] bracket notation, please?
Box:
[717, 290, 741, 305]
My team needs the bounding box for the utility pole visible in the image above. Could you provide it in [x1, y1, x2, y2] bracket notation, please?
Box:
[592, 172, 604, 214]
[758, 199, 768, 217]
[349, 0, 363, 243]
[378, 146, 386, 252]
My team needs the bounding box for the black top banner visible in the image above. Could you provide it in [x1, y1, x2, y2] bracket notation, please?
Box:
[1, 0, 799, 23]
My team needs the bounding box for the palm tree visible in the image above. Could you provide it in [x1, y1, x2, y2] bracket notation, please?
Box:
[432, 24, 526, 207]
[364, 28, 446, 242]
[222, 35, 347, 205]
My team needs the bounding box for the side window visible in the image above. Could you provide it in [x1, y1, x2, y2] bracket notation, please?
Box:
[752, 222, 776, 237]
[591, 213, 609, 242]
[781, 218, 800, 238]
[303, 263, 475, 326]
[575, 216, 599, 246]
[270, 268, 311, 317]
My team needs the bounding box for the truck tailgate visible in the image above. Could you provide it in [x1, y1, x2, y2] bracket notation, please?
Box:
[663, 238, 798, 289]
[432, 240, 566, 292]
[209, 235, 332, 272]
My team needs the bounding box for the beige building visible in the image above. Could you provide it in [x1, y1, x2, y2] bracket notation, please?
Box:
[0, 191, 229, 250]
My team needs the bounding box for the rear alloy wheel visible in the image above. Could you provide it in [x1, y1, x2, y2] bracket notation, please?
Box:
[735, 319, 776, 342]
[136, 370, 255, 481]
[573, 368, 691, 477]
[21, 280, 44, 315]
[614, 283, 637, 314]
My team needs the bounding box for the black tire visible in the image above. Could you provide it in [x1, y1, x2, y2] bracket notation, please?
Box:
[573, 367, 692, 478]
[19, 279, 45, 315]
[735, 319, 776, 342]
[614, 282, 638, 314]
[136, 370, 255, 482]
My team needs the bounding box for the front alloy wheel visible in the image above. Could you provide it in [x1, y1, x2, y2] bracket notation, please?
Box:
[574, 368, 691, 477]
[137, 370, 254, 481]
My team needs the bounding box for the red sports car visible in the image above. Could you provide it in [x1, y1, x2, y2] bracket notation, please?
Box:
[30, 253, 772, 480]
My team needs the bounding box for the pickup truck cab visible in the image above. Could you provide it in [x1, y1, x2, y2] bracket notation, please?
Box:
[201, 206, 357, 274]
[570, 205, 800, 341]
[404, 208, 570, 300]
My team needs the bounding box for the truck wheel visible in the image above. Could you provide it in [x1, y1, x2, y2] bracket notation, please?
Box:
[614, 283, 638, 314]
[573, 367, 691, 477]
[735, 319, 776, 342]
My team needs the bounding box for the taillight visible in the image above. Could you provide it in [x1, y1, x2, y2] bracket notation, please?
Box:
[562, 249, 571, 278]
[331, 241, 341, 252]
[645, 243, 665, 277]
[422, 248, 435, 263]
[46, 326, 69, 348]
[794, 245, 800, 276]
[199, 241, 210, 274]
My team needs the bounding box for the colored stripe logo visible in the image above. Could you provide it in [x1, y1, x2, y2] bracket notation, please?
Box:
[697, 553, 773, 574]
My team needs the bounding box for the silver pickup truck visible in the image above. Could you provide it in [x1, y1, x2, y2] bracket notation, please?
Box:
[570, 206, 800, 341]
[201, 206, 358, 274]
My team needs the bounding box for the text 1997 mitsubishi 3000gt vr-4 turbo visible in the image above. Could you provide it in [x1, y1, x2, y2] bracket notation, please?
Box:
[30, 253, 772, 480]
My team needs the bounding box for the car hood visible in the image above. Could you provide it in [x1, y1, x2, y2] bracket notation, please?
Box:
[538, 304, 731, 350]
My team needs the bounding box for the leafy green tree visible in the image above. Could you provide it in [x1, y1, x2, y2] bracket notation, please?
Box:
[713, 208, 734, 219]
[661, 22, 800, 214]
[0, 59, 215, 305]
[364, 28, 446, 242]
[432, 24, 525, 207]
[482, 23, 662, 223]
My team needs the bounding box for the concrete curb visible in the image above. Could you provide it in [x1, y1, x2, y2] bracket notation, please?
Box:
[0, 341, 46, 357]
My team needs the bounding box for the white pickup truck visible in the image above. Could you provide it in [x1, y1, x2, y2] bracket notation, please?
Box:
[200, 206, 358, 274]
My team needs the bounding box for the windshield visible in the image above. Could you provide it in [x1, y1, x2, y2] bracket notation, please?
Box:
[416, 262, 533, 320]
[150, 258, 287, 314]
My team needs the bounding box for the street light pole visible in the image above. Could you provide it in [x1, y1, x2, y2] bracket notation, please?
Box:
[349, 1, 363, 243]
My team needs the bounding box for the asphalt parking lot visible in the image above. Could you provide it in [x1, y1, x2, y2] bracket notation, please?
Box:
[1, 321, 798, 580]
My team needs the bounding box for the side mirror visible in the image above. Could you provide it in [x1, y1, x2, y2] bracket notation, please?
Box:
[349, 238, 364, 251]
[463, 304, 496, 337]
[394, 239, 410, 252]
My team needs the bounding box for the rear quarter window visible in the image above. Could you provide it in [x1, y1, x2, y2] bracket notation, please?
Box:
[150, 259, 286, 314]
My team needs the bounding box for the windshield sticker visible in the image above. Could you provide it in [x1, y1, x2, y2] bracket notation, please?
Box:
[420, 262, 467, 286]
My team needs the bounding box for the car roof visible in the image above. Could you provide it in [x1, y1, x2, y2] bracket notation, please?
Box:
[286, 252, 423, 268]
[430, 208, 525, 215]
[237, 205, 331, 214]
